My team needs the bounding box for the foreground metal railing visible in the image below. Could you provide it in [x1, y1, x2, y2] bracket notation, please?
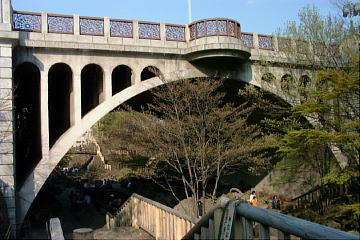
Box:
[183, 197, 359, 240]
[106, 193, 198, 240]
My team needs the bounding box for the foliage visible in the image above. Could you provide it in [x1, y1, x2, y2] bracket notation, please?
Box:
[115, 77, 275, 216]
[274, 4, 360, 188]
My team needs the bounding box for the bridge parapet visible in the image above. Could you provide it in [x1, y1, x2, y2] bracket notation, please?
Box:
[8, 10, 296, 60]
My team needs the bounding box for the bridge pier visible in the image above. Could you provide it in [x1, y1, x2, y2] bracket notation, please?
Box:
[0, 0, 17, 234]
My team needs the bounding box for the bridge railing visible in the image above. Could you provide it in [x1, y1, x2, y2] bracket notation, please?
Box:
[188, 18, 240, 40]
[11, 10, 283, 51]
[106, 193, 197, 240]
[183, 197, 359, 240]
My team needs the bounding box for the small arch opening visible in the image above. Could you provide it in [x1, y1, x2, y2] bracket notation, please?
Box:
[261, 72, 276, 82]
[141, 66, 161, 81]
[81, 64, 104, 117]
[48, 63, 73, 147]
[299, 75, 311, 103]
[281, 74, 294, 92]
[112, 65, 132, 95]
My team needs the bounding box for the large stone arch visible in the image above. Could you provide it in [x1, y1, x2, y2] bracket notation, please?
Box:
[14, 62, 42, 188]
[16, 65, 309, 223]
[48, 63, 73, 147]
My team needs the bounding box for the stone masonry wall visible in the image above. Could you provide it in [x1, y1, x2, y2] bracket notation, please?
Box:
[0, 40, 16, 231]
[0, 0, 16, 231]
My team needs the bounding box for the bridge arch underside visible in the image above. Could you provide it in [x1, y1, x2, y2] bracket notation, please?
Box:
[13, 47, 313, 223]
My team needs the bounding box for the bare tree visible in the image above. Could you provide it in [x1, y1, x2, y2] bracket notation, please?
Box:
[117, 77, 275, 216]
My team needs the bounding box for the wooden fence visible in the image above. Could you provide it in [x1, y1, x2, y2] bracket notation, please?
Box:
[106, 193, 197, 240]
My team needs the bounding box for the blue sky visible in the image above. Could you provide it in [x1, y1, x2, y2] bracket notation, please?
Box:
[11, 0, 341, 35]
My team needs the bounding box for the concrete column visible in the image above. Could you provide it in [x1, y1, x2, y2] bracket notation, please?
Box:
[41, 12, 47, 34]
[73, 68, 81, 124]
[253, 33, 259, 49]
[103, 68, 112, 101]
[0, 41, 16, 233]
[40, 67, 49, 153]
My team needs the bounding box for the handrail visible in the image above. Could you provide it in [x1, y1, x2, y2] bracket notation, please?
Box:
[107, 193, 197, 240]
[182, 204, 222, 239]
[235, 202, 358, 240]
[132, 193, 198, 223]
[183, 197, 359, 239]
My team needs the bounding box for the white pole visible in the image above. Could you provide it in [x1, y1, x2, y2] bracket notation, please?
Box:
[188, 0, 192, 23]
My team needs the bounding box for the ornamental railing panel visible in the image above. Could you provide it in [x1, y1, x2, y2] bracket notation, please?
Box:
[241, 32, 253, 48]
[79, 16, 104, 36]
[258, 34, 273, 50]
[47, 14, 74, 34]
[12, 11, 41, 32]
[189, 18, 240, 40]
[165, 24, 186, 41]
[138, 21, 160, 40]
[110, 19, 133, 38]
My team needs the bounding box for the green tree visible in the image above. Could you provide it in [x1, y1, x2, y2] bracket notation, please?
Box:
[275, 4, 359, 192]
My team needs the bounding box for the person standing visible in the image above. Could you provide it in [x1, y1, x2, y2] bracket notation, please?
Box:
[251, 196, 258, 206]
[249, 190, 256, 202]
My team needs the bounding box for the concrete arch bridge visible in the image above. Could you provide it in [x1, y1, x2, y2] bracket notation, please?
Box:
[0, 0, 318, 230]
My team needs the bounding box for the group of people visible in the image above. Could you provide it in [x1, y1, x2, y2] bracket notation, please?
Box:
[249, 190, 281, 210]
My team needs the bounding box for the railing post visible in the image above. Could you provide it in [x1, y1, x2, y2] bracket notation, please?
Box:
[132, 197, 139, 229]
[133, 20, 139, 40]
[41, 12, 47, 33]
[213, 208, 223, 239]
[185, 24, 191, 42]
[242, 217, 253, 239]
[253, 33, 259, 49]
[104, 17, 110, 37]
[272, 35, 279, 51]
[74, 15, 80, 35]
[259, 223, 270, 240]
[231, 215, 244, 239]
[160, 22, 165, 42]
[1, 0, 11, 24]
[278, 230, 290, 240]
